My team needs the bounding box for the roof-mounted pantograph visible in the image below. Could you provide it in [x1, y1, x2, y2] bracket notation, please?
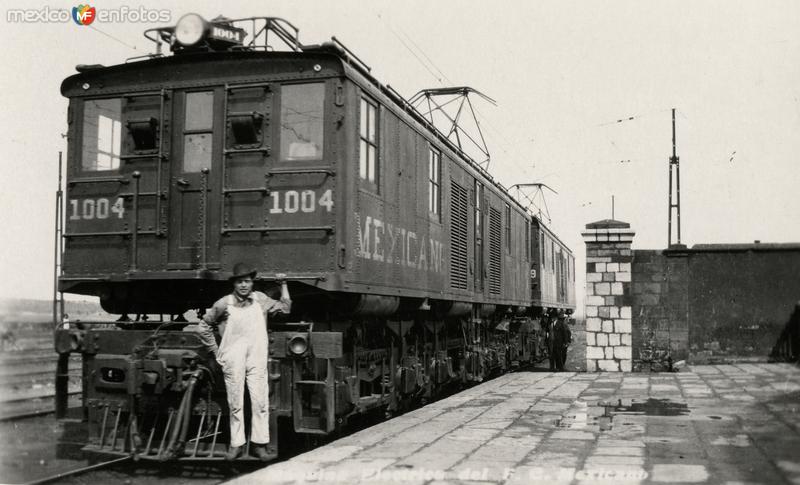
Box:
[409, 87, 496, 170]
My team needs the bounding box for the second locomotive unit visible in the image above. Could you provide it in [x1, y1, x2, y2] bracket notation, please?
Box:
[54, 14, 575, 461]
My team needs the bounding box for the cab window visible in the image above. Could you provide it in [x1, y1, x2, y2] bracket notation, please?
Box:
[82, 98, 122, 171]
[280, 83, 324, 161]
[428, 147, 441, 218]
[182, 91, 214, 173]
[359, 97, 379, 191]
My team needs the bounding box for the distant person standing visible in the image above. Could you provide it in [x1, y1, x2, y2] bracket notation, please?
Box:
[548, 309, 572, 371]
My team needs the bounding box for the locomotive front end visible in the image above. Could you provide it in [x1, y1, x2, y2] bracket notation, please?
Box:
[55, 14, 347, 460]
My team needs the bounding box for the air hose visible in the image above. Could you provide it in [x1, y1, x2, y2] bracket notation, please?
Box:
[161, 369, 201, 460]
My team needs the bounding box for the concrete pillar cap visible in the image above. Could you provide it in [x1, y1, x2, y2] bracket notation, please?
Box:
[585, 219, 630, 229]
[582, 219, 635, 243]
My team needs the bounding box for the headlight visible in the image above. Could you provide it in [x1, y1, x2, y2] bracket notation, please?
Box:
[288, 335, 309, 355]
[175, 13, 207, 46]
[100, 367, 126, 383]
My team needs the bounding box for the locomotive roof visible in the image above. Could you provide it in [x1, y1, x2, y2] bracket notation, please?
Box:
[61, 49, 341, 96]
[320, 45, 540, 221]
[63, 23, 552, 239]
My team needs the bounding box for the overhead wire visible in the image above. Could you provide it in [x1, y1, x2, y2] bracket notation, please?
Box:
[528, 107, 679, 173]
[88, 25, 139, 51]
[371, 9, 536, 186]
[376, 13, 445, 85]
[395, 26, 454, 86]
[595, 108, 672, 127]
[367, 10, 680, 221]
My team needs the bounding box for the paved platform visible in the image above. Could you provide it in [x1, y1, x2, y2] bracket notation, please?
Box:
[231, 364, 800, 485]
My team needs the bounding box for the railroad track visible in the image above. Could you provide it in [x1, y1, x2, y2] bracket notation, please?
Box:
[0, 398, 115, 485]
[22, 456, 133, 485]
[0, 332, 82, 421]
[0, 392, 82, 421]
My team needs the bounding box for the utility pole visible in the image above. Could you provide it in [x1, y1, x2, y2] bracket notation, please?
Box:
[53, 151, 64, 327]
[667, 108, 681, 247]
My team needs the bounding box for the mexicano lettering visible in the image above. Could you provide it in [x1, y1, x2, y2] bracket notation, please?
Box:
[356, 213, 444, 274]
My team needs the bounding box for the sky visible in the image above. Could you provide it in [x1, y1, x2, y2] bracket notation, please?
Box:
[0, 0, 798, 311]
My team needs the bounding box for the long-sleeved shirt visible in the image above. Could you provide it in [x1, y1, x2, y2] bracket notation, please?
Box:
[197, 290, 291, 354]
[548, 318, 572, 352]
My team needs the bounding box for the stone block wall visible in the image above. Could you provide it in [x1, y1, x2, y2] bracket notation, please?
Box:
[582, 220, 635, 372]
[627, 245, 800, 365]
[583, 223, 800, 367]
[630, 249, 689, 370]
[687, 247, 800, 362]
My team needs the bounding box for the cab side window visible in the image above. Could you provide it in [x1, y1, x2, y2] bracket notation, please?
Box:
[359, 97, 379, 191]
[82, 98, 122, 171]
[428, 147, 441, 219]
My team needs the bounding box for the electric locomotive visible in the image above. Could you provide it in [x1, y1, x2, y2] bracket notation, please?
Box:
[54, 14, 575, 461]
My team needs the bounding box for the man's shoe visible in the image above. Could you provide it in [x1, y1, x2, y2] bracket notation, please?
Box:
[251, 444, 270, 462]
[225, 445, 243, 461]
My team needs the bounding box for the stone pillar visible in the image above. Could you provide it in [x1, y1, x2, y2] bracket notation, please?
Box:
[582, 219, 635, 372]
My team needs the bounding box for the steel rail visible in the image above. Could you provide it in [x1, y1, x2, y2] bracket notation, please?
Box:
[0, 391, 82, 422]
[23, 455, 132, 485]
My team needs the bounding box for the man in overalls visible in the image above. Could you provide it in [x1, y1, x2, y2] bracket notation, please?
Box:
[198, 263, 291, 460]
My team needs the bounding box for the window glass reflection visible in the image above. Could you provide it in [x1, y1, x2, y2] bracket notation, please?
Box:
[185, 92, 214, 131]
[183, 133, 212, 172]
[280, 83, 324, 161]
[82, 98, 122, 171]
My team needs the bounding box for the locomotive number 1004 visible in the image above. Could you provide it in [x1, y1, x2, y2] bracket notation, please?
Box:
[69, 197, 125, 220]
[269, 189, 333, 214]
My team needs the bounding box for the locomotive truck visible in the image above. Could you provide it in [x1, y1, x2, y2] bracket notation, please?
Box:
[53, 14, 575, 461]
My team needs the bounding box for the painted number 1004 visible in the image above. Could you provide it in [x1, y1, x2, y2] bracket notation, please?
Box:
[69, 197, 125, 220]
[269, 189, 333, 214]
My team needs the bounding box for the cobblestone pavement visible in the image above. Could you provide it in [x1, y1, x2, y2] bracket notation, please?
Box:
[230, 364, 800, 485]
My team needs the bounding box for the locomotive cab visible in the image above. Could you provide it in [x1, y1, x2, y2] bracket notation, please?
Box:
[59, 16, 340, 315]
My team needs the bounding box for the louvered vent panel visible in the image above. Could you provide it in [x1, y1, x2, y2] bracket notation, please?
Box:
[489, 207, 502, 295]
[450, 181, 469, 290]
